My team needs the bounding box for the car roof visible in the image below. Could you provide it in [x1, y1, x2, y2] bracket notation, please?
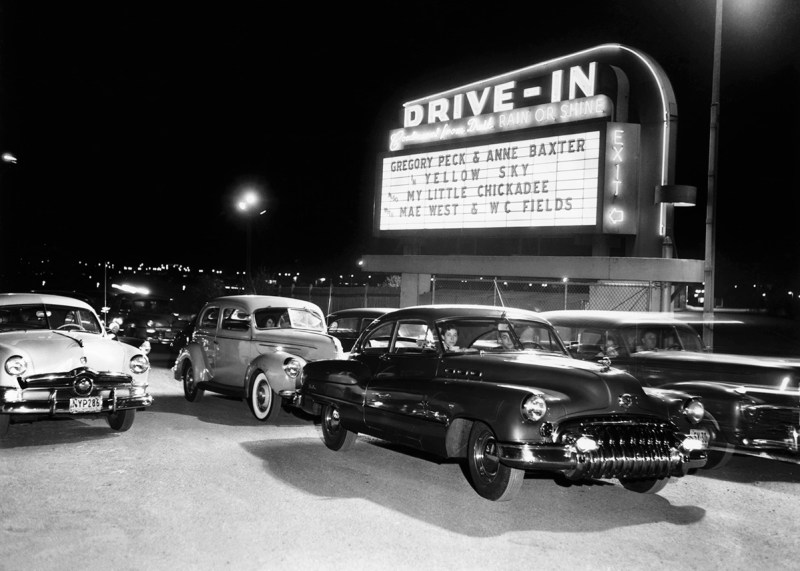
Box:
[206, 295, 324, 314]
[373, 304, 551, 324]
[327, 307, 395, 318]
[542, 310, 688, 327]
[0, 292, 95, 311]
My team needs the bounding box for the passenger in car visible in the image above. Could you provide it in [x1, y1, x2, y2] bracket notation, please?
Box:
[441, 325, 460, 351]
[498, 330, 516, 350]
[637, 330, 659, 352]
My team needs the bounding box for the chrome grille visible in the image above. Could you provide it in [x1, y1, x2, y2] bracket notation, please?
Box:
[19, 367, 133, 392]
[559, 418, 680, 480]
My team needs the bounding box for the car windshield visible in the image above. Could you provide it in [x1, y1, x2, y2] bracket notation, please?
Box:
[0, 303, 103, 334]
[253, 307, 325, 331]
[435, 317, 567, 355]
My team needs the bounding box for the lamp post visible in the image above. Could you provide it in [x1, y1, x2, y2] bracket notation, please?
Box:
[237, 190, 265, 293]
[703, 0, 723, 350]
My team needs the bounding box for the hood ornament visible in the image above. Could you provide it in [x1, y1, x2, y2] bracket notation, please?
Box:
[618, 393, 635, 408]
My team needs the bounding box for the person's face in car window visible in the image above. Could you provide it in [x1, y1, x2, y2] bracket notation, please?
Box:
[641, 331, 658, 351]
[498, 331, 515, 350]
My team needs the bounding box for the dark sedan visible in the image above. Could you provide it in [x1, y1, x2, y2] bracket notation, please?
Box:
[298, 305, 707, 501]
[326, 307, 394, 351]
[543, 310, 800, 467]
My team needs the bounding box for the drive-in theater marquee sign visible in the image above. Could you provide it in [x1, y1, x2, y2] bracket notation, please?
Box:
[374, 46, 660, 238]
[365, 44, 704, 308]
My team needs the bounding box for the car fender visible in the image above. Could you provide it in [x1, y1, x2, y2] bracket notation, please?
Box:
[300, 359, 372, 428]
[655, 380, 751, 438]
[244, 350, 307, 396]
[172, 343, 211, 383]
[434, 379, 568, 444]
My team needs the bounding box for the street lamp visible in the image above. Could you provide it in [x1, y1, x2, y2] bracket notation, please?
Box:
[704, 0, 723, 350]
[237, 189, 266, 292]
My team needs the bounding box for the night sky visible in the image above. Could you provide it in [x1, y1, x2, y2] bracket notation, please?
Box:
[1, 1, 798, 287]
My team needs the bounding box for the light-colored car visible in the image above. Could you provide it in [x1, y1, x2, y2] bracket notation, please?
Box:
[173, 295, 343, 421]
[0, 292, 152, 438]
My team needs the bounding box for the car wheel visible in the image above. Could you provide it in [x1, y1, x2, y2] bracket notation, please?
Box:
[320, 403, 356, 451]
[619, 477, 669, 494]
[467, 421, 524, 501]
[0, 414, 10, 438]
[247, 371, 275, 421]
[107, 408, 136, 431]
[182, 365, 204, 402]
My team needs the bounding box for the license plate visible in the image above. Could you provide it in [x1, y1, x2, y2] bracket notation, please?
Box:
[690, 428, 710, 447]
[69, 396, 102, 413]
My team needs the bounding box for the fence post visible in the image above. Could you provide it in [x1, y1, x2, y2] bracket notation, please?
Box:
[364, 283, 369, 307]
[564, 279, 568, 309]
[327, 283, 333, 315]
[431, 275, 436, 304]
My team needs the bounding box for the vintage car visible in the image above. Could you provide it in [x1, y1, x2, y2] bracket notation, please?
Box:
[0, 292, 152, 438]
[173, 295, 343, 421]
[108, 293, 192, 351]
[297, 305, 708, 501]
[543, 310, 800, 466]
[326, 307, 394, 352]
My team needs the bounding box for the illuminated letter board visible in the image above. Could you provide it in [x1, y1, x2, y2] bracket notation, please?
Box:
[379, 132, 598, 230]
[376, 123, 639, 234]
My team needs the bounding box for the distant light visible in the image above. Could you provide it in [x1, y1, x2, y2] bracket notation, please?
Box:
[2, 152, 17, 164]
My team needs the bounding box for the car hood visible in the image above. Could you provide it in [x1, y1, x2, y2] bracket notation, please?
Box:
[445, 352, 671, 417]
[631, 350, 800, 387]
[0, 330, 137, 376]
[254, 329, 343, 360]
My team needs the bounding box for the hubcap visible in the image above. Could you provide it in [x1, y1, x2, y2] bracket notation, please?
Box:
[327, 407, 341, 433]
[476, 433, 500, 479]
[256, 382, 268, 411]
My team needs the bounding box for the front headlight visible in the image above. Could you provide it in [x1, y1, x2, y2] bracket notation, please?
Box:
[521, 394, 547, 422]
[283, 358, 302, 379]
[683, 398, 705, 424]
[130, 354, 150, 375]
[4, 355, 28, 376]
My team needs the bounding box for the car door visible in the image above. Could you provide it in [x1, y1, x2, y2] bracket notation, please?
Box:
[214, 304, 253, 389]
[363, 319, 439, 445]
[194, 304, 221, 378]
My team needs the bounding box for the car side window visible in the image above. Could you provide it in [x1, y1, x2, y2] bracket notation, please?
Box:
[221, 308, 250, 332]
[392, 320, 435, 354]
[361, 321, 395, 354]
[329, 317, 359, 332]
[198, 306, 220, 331]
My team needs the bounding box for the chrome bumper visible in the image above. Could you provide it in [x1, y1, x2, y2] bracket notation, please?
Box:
[1, 388, 153, 415]
[497, 440, 707, 478]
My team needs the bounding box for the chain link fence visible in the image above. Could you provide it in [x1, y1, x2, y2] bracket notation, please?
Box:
[253, 284, 402, 315]
[250, 277, 662, 314]
[429, 277, 659, 311]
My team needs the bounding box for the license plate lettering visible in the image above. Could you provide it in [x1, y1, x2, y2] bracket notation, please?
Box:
[690, 428, 710, 447]
[69, 396, 102, 413]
